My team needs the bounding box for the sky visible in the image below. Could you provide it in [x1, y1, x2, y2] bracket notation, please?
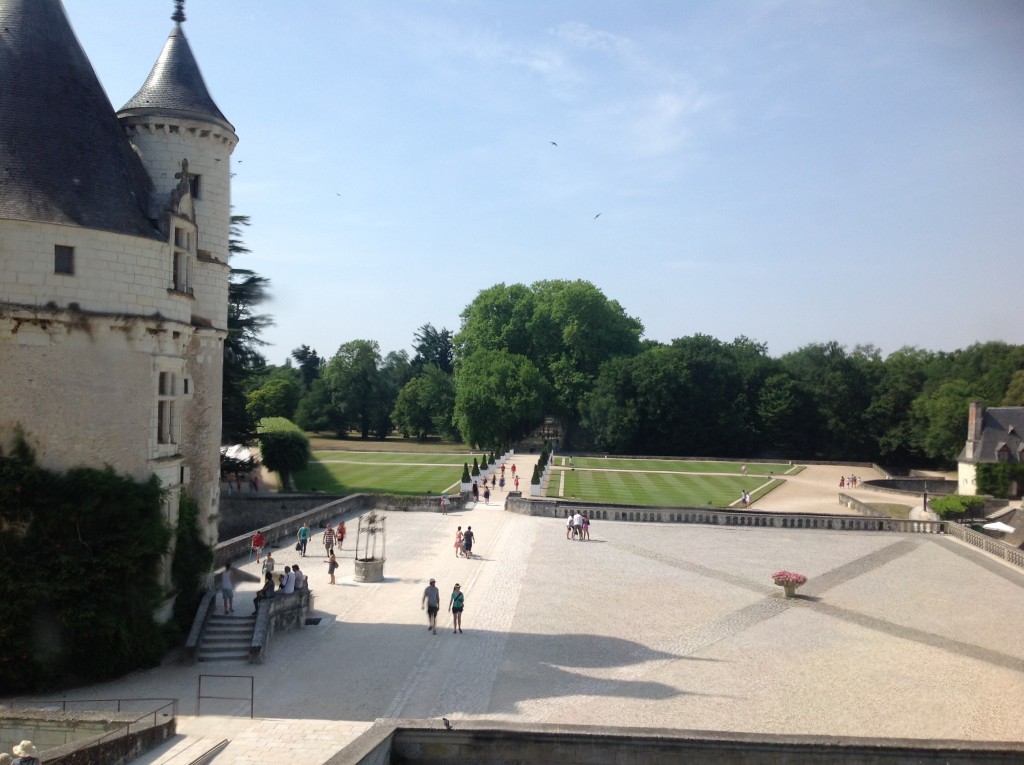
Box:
[63, 0, 1024, 366]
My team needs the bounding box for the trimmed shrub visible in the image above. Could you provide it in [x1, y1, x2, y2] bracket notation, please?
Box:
[257, 417, 310, 490]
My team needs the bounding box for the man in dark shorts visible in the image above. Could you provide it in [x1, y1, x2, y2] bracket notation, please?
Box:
[462, 526, 475, 557]
[422, 577, 440, 634]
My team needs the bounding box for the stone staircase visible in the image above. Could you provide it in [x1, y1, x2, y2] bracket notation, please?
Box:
[196, 613, 254, 663]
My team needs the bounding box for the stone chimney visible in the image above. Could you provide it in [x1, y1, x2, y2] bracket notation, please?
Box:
[965, 401, 984, 460]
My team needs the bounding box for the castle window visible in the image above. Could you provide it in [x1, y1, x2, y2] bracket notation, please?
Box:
[54, 245, 74, 275]
[157, 371, 178, 444]
[171, 224, 195, 294]
[189, 174, 201, 199]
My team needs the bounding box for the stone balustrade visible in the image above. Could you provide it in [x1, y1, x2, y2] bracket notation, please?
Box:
[503, 495, 1024, 571]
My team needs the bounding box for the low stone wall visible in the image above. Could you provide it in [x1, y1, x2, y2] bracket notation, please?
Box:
[42, 718, 175, 765]
[0, 707, 175, 765]
[250, 585, 314, 664]
[504, 495, 947, 534]
[862, 478, 958, 496]
[215, 495, 374, 567]
[219, 494, 350, 541]
[216, 493, 467, 565]
[325, 719, 1024, 765]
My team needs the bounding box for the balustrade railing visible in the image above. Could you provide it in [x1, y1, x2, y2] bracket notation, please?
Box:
[509, 495, 1023, 571]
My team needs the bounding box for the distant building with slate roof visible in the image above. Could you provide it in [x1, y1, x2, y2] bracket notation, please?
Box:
[958, 402, 1024, 497]
[0, 0, 237, 577]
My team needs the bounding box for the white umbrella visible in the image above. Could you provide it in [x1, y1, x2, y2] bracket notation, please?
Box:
[982, 521, 1015, 533]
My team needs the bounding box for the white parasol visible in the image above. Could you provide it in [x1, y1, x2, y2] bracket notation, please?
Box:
[982, 521, 1015, 533]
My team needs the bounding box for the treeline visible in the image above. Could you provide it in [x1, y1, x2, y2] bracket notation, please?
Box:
[228, 279, 1024, 467]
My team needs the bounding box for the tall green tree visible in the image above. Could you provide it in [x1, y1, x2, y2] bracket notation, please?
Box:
[393, 365, 457, 440]
[246, 378, 301, 422]
[456, 280, 642, 446]
[453, 349, 550, 447]
[291, 345, 325, 390]
[411, 324, 454, 375]
[324, 340, 385, 439]
[911, 379, 979, 462]
[223, 215, 273, 444]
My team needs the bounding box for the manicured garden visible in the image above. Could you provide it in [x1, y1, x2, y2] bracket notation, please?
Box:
[557, 456, 800, 476]
[294, 451, 473, 495]
[292, 440, 794, 507]
[553, 466, 785, 507]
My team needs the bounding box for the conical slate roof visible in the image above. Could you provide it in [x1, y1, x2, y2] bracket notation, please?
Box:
[0, 0, 158, 238]
[118, 10, 233, 133]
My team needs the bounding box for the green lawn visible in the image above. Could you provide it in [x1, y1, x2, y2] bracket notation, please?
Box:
[294, 453, 466, 495]
[313, 451, 471, 466]
[559, 456, 799, 475]
[553, 468, 785, 507]
[291, 443, 794, 506]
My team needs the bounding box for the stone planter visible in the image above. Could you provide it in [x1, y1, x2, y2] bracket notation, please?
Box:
[354, 557, 384, 583]
[460, 481, 471, 493]
[775, 581, 801, 597]
[530, 483, 541, 497]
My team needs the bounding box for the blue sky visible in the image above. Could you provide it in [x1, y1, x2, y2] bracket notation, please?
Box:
[64, 1, 1024, 365]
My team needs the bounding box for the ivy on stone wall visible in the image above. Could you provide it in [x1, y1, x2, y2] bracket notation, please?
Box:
[0, 433, 172, 692]
[170, 491, 213, 635]
[976, 463, 1024, 499]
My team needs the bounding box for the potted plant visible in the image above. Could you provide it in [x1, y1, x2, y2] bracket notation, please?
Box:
[471, 457, 480, 481]
[460, 462, 471, 493]
[354, 511, 387, 583]
[530, 463, 541, 497]
[771, 570, 807, 598]
[480, 453, 489, 478]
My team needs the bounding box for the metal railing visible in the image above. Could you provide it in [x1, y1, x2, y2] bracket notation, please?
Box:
[196, 674, 254, 718]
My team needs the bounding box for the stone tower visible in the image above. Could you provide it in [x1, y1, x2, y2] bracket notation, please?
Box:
[0, 0, 234, 566]
[116, 0, 238, 546]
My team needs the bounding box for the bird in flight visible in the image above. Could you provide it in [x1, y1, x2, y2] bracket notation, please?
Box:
[593, 213, 602, 219]
[550, 141, 558, 147]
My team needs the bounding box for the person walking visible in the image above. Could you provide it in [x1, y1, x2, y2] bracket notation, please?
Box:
[422, 577, 440, 634]
[262, 552, 275, 578]
[454, 526, 464, 557]
[251, 529, 266, 563]
[462, 526, 475, 558]
[448, 583, 465, 634]
[514, 475, 519, 491]
[323, 523, 336, 557]
[220, 562, 235, 614]
[582, 512, 590, 540]
[337, 520, 347, 550]
[297, 522, 311, 556]
[326, 552, 338, 584]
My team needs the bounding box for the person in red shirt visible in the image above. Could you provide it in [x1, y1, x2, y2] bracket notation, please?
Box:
[251, 530, 266, 563]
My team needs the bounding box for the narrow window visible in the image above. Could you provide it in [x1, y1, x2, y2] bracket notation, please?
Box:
[189, 174, 201, 199]
[157, 371, 178, 444]
[54, 245, 74, 275]
[171, 226, 194, 294]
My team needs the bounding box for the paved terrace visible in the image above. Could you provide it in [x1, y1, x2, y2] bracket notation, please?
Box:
[27, 462, 1024, 763]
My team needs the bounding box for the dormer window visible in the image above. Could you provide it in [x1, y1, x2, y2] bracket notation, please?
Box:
[997, 444, 1010, 462]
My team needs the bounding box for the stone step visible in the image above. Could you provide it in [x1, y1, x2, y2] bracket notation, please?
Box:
[196, 646, 250, 662]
